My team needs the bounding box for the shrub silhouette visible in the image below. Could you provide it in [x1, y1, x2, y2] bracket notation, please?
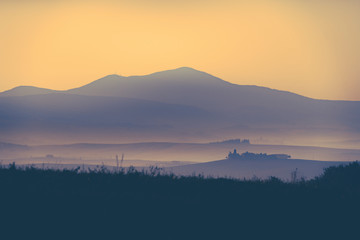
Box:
[0, 162, 359, 239]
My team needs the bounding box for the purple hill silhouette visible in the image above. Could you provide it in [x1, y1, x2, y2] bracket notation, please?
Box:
[1, 67, 359, 146]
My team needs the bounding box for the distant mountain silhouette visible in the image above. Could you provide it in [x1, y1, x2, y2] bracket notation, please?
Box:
[0, 86, 57, 97]
[65, 67, 360, 132]
[0, 141, 28, 150]
[0, 67, 359, 146]
[66, 67, 308, 113]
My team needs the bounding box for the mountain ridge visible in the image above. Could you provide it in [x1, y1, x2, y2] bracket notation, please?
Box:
[1, 67, 359, 147]
[0, 86, 58, 97]
[0, 67, 335, 102]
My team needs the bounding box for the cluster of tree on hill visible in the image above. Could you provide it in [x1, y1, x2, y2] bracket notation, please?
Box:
[0, 161, 359, 239]
[210, 139, 250, 144]
[227, 150, 291, 160]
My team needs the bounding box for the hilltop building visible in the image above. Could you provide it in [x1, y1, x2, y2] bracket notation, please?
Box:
[227, 149, 241, 159]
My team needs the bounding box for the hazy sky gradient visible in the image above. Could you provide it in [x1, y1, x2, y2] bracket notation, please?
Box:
[1, 0, 360, 100]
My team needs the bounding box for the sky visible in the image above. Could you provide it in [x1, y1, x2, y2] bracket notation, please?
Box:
[1, 0, 360, 100]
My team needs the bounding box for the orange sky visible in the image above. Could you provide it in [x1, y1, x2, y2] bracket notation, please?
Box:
[1, 0, 360, 100]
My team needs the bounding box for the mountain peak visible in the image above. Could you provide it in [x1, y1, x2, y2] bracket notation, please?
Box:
[103, 74, 123, 78]
[64, 66, 228, 99]
[144, 67, 227, 85]
[150, 66, 208, 76]
[172, 66, 199, 72]
[96, 74, 124, 82]
[0, 86, 56, 97]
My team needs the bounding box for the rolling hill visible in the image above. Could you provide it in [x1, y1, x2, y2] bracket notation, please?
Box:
[168, 156, 346, 180]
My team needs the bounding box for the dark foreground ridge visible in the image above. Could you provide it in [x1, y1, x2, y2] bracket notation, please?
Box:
[1, 162, 359, 239]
